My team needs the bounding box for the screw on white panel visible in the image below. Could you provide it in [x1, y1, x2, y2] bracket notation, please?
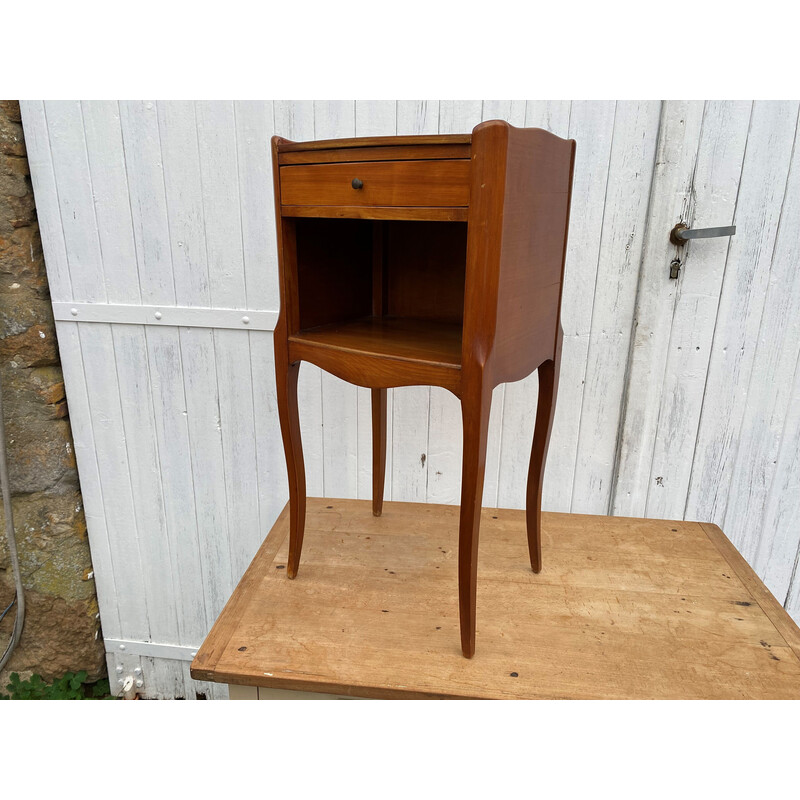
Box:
[119, 644, 126, 651]
[135, 680, 144, 688]
[70, 308, 78, 316]
[191, 652, 197, 658]
[116, 665, 123, 674]
[242, 316, 250, 325]
[154, 311, 163, 320]
[118, 675, 139, 699]
[134, 667, 142, 676]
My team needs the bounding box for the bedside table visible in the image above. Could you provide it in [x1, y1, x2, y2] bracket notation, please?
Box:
[271, 120, 576, 658]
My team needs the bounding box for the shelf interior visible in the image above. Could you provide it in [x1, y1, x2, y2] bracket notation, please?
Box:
[289, 218, 467, 372]
[290, 316, 462, 369]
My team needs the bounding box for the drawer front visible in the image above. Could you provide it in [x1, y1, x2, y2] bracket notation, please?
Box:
[280, 160, 470, 208]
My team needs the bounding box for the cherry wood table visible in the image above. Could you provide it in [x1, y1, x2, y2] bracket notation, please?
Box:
[271, 122, 576, 658]
[191, 499, 800, 700]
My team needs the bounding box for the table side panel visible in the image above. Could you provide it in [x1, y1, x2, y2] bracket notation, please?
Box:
[701, 521, 800, 662]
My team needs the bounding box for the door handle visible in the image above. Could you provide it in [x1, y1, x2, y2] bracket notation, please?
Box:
[670, 222, 736, 246]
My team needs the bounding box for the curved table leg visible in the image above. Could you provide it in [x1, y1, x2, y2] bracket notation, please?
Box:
[276, 358, 306, 579]
[372, 388, 387, 517]
[526, 329, 563, 573]
[458, 380, 492, 658]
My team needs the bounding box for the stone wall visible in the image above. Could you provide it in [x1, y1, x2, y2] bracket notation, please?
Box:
[0, 100, 105, 684]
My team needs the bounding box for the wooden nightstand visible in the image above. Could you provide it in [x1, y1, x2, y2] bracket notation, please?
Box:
[271, 121, 576, 658]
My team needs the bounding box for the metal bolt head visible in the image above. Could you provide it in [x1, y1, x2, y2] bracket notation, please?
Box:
[134, 667, 142, 676]
[135, 679, 144, 688]
[242, 316, 250, 325]
[119, 644, 126, 651]
[154, 311, 163, 320]
[116, 665, 123, 674]
[70, 308, 78, 316]
[670, 223, 689, 246]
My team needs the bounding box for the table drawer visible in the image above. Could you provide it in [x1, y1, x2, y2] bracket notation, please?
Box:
[280, 160, 470, 208]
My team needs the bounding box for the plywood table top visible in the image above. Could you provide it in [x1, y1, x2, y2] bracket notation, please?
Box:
[191, 499, 800, 699]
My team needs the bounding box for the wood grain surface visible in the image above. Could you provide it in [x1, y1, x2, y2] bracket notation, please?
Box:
[278, 144, 471, 165]
[191, 498, 800, 699]
[276, 133, 472, 152]
[290, 317, 462, 368]
[280, 160, 470, 207]
[281, 205, 469, 221]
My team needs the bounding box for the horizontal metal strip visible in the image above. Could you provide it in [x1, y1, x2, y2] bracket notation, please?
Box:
[52, 301, 278, 331]
[105, 637, 199, 662]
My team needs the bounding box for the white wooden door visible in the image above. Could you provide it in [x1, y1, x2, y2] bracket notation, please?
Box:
[612, 101, 800, 616]
[20, 100, 800, 698]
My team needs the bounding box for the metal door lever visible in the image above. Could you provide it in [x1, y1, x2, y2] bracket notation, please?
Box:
[670, 223, 736, 246]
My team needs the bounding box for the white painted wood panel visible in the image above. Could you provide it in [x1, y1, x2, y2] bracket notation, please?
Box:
[546, 101, 616, 512]
[685, 102, 800, 534]
[20, 99, 800, 698]
[752, 126, 800, 603]
[571, 101, 661, 515]
[612, 101, 707, 516]
[643, 101, 751, 521]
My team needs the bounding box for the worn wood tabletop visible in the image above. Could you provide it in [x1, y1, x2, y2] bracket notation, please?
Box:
[191, 498, 800, 699]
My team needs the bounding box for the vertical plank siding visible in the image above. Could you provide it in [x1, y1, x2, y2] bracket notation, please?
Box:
[19, 100, 800, 698]
[685, 103, 800, 530]
[612, 101, 707, 516]
[643, 102, 752, 521]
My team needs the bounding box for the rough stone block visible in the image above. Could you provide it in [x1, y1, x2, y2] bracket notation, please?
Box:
[0, 225, 48, 291]
[4, 416, 76, 494]
[0, 320, 60, 368]
[0, 99, 102, 688]
[0, 101, 22, 124]
[0, 111, 25, 158]
[0, 588, 105, 685]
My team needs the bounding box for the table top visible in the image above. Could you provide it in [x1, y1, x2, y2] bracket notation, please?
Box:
[191, 498, 800, 699]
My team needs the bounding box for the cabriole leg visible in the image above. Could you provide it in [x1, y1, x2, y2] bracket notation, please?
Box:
[525, 330, 563, 573]
[275, 359, 306, 579]
[458, 381, 492, 658]
[371, 388, 387, 517]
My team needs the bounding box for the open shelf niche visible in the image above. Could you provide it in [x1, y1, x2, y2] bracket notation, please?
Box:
[288, 218, 468, 369]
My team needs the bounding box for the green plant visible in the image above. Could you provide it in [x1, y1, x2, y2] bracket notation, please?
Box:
[0, 670, 114, 700]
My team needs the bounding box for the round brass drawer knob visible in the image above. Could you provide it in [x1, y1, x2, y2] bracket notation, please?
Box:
[351, 178, 363, 190]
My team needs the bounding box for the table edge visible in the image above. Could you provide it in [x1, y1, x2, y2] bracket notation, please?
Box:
[700, 521, 800, 663]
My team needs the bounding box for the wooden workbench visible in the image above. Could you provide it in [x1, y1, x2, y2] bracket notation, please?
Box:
[191, 498, 800, 699]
